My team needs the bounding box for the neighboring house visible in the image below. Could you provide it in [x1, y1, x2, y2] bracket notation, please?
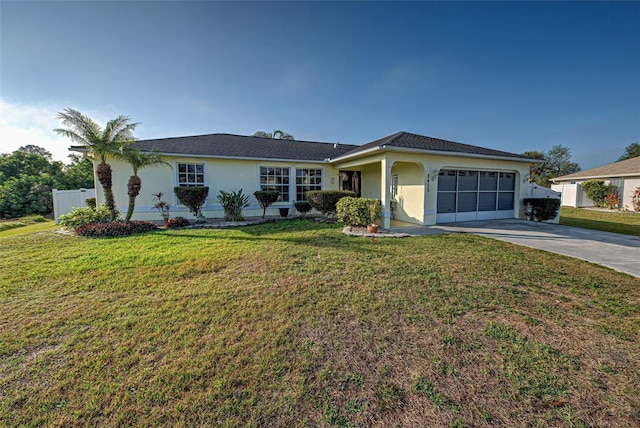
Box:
[551, 156, 640, 211]
[73, 131, 538, 228]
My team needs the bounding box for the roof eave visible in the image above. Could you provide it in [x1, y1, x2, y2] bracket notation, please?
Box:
[333, 145, 537, 163]
[135, 151, 331, 164]
[553, 172, 640, 182]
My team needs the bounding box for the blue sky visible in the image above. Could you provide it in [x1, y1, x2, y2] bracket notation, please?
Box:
[1, 1, 638, 170]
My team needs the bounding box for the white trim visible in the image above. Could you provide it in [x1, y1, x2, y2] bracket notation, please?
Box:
[333, 145, 537, 164]
[173, 160, 210, 207]
[256, 164, 293, 204]
[147, 152, 330, 164]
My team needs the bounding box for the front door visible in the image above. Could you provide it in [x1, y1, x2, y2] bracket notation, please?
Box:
[339, 171, 361, 196]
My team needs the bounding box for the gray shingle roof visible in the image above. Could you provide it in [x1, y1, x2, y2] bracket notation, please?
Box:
[336, 131, 536, 161]
[131, 133, 359, 162]
[553, 156, 640, 181]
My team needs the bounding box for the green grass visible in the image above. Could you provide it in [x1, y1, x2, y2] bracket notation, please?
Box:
[0, 215, 52, 234]
[560, 206, 640, 236]
[1, 220, 638, 427]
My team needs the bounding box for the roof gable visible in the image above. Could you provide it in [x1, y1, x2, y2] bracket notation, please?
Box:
[553, 156, 640, 181]
[132, 133, 358, 162]
[335, 132, 535, 161]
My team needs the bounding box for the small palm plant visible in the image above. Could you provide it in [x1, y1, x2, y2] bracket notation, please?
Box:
[116, 147, 171, 222]
[217, 189, 251, 221]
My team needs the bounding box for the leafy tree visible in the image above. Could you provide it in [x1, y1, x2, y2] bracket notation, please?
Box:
[522, 150, 545, 184]
[55, 108, 139, 221]
[61, 154, 95, 189]
[523, 145, 580, 187]
[253, 130, 294, 140]
[115, 148, 171, 222]
[19, 145, 52, 158]
[0, 174, 57, 218]
[0, 149, 63, 185]
[617, 142, 640, 162]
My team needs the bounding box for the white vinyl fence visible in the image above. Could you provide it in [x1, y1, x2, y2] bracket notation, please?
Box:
[550, 183, 595, 208]
[52, 188, 96, 224]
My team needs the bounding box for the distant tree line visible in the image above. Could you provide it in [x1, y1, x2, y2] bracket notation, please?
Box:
[0, 145, 94, 218]
[523, 142, 639, 188]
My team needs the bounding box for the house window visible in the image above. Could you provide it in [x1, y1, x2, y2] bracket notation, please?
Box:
[391, 174, 399, 199]
[260, 167, 290, 202]
[177, 163, 205, 187]
[296, 168, 322, 201]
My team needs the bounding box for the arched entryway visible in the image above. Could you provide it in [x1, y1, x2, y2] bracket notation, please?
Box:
[389, 161, 425, 225]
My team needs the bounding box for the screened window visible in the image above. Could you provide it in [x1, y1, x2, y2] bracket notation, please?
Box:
[260, 167, 290, 202]
[296, 169, 322, 201]
[177, 163, 205, 187]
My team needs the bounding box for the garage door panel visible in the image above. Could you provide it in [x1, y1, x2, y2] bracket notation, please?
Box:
[437, 169, 515, 224]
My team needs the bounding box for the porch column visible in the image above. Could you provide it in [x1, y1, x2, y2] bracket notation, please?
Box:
[380, 157, 391, 229]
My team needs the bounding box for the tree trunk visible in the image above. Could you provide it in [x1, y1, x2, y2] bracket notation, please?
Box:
[124, 175, 141, 223]
[96, 162, 116, 221]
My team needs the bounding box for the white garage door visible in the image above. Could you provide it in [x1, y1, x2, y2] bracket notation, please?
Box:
[436, 169, 515, 223]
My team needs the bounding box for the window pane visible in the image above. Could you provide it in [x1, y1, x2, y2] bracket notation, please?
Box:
[458, 170, 478, 191]
[479, 171, 497, 190]
[437, 192, 456, 213]
[478, 192, 497, 211]
[195, 165, 203, 173]
[499, 172, 515, 191]
[438, 170, 456, 191]
[498, 192, 514, 210]
[178, 164, 186, 173]
[458, 192, 477, 212]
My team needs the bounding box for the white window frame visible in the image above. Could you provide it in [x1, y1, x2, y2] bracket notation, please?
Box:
[295, 168, 323, 201]
[258, 166, 291, 203]
[173, 160, 209, 207]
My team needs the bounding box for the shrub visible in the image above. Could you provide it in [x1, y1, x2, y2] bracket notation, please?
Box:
[166, 216, 191, 229]
[523, 198, 560, 221]
[75, 220, 158, 237]
[174, 186, 209, 218]
[336, 197, 381, 226]
[305, 190, 356, 214]
[85, 198, 96, 209]
[58, 204, 114, 229]
[152, 192, 171, 222]
[633, 186, 640, 211]
[253, 190, 279, 218]
[294, 201, 312, 217]
[581, 180, 617, 207]
[605, 189, 620, 209]
[217, 189, 251, 221]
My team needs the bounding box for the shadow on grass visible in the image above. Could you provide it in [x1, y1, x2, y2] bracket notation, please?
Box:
[560, 218, 640, 237]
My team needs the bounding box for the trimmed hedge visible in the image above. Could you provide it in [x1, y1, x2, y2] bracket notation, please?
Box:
[254, 190, 280, 218]
[294, 201, 312, 217]
[523, 198, 560, 221]
[166, 216, 191, 229]
[336, 197, 381, 226]
[75, 220, 158, 237]
[174, 186, 209, 218]
[59, 204, 115, 229]
[305, 190, 356, 214]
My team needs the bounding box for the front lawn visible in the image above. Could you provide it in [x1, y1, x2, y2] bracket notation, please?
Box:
[1, 220, 638, 427]
[560, 206, 640, 236]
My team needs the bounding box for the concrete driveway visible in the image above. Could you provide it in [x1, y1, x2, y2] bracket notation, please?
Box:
[390, 219, 640, 278]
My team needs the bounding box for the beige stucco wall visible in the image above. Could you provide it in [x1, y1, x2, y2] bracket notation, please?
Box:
[335, 151, 531, 226]
[95, 156, 341, 221]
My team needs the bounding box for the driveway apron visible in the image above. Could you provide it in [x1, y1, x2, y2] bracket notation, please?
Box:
[391, 219, 640, 278]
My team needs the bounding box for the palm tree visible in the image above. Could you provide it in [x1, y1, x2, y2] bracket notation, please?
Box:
[253, 130, 294, 140]
[55, 108, 138, 220]
[115, 147, 171, 222]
